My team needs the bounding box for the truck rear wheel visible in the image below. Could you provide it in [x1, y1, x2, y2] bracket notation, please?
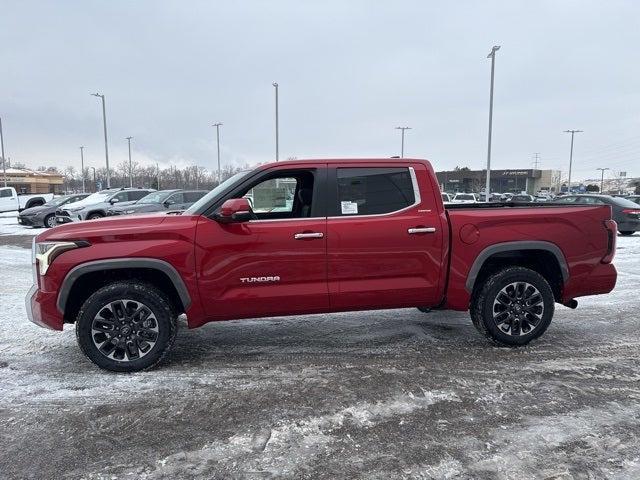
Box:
[471, 267, 554, 346]
[75, 281, 178, 372]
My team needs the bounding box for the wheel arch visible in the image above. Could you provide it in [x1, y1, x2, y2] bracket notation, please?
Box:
[466, 241, 568, 301]
[58, 258, 191, 323]
[86, 209, 106, 218]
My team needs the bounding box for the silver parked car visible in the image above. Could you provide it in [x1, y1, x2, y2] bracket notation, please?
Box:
[107, 189, 208, 216]
[56, 188, 154, 224]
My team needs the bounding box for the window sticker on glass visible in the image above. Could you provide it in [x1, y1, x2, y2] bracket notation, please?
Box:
[341, 201, 358, 215]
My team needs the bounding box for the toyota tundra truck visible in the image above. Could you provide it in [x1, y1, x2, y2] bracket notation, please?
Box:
[25, 159, 618, 372]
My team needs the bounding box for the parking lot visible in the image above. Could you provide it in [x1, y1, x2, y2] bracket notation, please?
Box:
[1, 212, 639, 479]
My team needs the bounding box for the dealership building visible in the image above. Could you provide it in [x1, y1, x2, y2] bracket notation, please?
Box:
[2, 168, 64, 194]
[436, 168, 561, 194]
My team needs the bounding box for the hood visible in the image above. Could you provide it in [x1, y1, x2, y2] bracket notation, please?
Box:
[19, 204, 51, 215]
[36, 212, 170, 243]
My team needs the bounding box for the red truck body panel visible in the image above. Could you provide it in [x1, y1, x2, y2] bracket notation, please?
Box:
[27, 158, 617, 332]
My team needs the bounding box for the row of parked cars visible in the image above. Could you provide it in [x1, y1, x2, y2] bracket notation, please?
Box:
[440, 191, 640, 235]
[441, 192, 549, 204]
[17, 188, 208, 228]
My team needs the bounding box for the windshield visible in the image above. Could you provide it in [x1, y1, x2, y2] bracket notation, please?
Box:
[137, 191, 172, 204]
[184, 170, 253, 215]
[456, 194, 474, 200]
[46, 196, 74, 207]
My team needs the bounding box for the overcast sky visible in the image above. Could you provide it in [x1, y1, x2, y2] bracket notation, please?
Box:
[1, 0, 639, 181]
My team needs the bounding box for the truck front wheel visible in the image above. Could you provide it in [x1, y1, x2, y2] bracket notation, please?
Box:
[75, 282, 178, 372]
[471, 267, 554, 346]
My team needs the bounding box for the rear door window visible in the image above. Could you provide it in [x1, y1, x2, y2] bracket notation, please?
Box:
[129, 190, 150, 201]
[334, 167, 416, 216]
[184, 191, 206, 203]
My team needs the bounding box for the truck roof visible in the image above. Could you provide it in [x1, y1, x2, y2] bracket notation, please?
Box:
[256, 157, 432, 168]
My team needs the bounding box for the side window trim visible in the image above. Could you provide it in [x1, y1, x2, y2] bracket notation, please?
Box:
[327, 166, 421, 219]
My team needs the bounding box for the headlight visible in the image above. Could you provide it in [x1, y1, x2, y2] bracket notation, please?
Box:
[125, 210, 136, 214]
[34, 241, 88, 276]
[67, 206, 83, 212]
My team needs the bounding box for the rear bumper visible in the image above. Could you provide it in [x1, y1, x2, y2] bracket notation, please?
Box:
[562, 262, 617, 303]
[25, 283, 63, 331]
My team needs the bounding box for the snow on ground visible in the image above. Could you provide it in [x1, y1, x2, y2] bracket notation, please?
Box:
[0, 229, 639, 479]
[0, 211, 42, 236]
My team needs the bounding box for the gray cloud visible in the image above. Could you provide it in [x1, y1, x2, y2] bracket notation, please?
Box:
[1, 0, 639, 181]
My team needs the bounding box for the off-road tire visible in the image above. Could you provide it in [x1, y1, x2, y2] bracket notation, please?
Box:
[44, 214, 56, 228]
[470, 266, 554, 346]
[75, 281, 178, 372]
[619, 231, 635, 236]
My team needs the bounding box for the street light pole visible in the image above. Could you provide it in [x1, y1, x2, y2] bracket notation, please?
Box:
[79, 146, 86, 193]
[89, 166, 96, 192]
[272, 82, 279, 161]
[564, 129, 583, 192]
[212, 123, 222, 184]
[0, 116, 6, 187]
[395, 127, 412, 158]
[125, 136, 133, 188]
[597, 167, 610, 193]
[485, 45, 500, 203]
[91, 93, 110, 188]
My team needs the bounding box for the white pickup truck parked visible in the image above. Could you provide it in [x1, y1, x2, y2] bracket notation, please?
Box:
[0, 186, 54, 213]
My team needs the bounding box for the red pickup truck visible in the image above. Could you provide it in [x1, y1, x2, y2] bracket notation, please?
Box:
[26, 158, 618, 372]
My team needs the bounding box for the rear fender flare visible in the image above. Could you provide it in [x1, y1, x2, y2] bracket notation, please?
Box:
[465, 241, 569, 293]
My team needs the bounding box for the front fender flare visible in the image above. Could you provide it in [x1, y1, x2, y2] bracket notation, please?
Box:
[56, 258, 192, 313]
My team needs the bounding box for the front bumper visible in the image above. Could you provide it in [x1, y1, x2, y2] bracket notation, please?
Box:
[25, 283, 63, 331]
[55, 212, 81, 224]
[18, 215, 41, 227]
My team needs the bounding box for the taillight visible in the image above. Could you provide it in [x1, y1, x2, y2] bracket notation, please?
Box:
[602, 219, 617, 263]
[622, 209, 640, 217]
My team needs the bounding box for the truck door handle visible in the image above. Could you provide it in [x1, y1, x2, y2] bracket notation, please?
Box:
[408, 227, 436, 234]
[294, 232, 324, 240]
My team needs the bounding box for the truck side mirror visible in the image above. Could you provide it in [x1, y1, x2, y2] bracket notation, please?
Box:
[214, 198, 254, 224]
[110, 198, 119, 204]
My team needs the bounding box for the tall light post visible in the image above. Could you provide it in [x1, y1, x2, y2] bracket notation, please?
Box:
[212, 122, 223, 183]
[125, 136, 133, 188]
[485, 45, 500, 202]
[91, 93, 110, 188]
[79, 146, 86, 193]
[597, 167, 610, 193]
[272, 82, 279, 161]
[89, 166, 96, 192]
[564, 129, 583, 192]
[0, 116, 6, 187]
[395, 127, 411, 158]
